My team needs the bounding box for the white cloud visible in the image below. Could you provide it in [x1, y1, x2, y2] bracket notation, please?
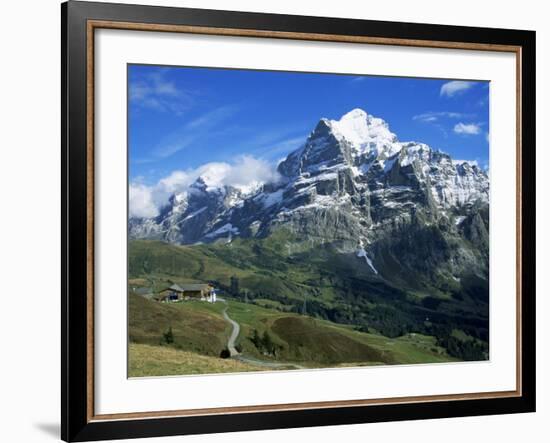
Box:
[440, 81, 474, 97]
[184, 156, 280, 192]
[129, 156, 280, 218]
[413, 111, 465, 122]
[129, 183, 160, 218]
[158, 170, 195, 192]
[453, 122, 482, 135]
[220, 156, 281, 190]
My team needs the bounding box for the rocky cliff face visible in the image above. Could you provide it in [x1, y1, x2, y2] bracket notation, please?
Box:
[129, 108, 489, 290]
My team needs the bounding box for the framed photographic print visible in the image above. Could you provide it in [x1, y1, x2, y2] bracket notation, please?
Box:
[61, 1, 536, 441]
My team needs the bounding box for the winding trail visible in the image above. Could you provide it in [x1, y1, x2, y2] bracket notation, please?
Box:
[218, 298, 305, 369]
[221, 305, 240, 357]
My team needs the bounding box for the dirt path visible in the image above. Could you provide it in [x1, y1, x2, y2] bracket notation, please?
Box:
[221, 306, 240, 357]
[234, 354, 305, 369]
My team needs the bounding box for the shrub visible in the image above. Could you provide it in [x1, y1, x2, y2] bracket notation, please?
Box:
[162, 326, 174, 345]
[219, 348, 231, 359]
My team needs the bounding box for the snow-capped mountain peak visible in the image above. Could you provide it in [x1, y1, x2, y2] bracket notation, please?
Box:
[328, 108, 400, 157]
[277, 108, 398, 178]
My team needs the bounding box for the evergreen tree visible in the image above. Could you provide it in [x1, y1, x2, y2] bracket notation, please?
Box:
[262, 331, 275, 356]
[230, 276, 239, 296]
[162, 326, 174, 344]
[250, 329, 261, 348]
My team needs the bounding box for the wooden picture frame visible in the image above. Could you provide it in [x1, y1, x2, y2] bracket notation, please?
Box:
[62, 1, 536, 441]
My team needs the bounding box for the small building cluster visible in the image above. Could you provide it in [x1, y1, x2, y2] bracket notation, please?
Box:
[154, 283, 217, 303]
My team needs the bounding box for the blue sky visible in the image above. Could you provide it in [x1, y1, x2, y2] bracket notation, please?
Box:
[129, 64, 489, 188]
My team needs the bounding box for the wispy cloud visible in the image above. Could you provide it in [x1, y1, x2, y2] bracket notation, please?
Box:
[152, 135, 195, 160]
[413, 111, 471, 138]
[257, 136, 305, 159]
[186, 106, 239, 130]
[453, 122, 482, 135]
[412, 111, 466, 123]
[440, 81, 474, 98]
[238, 123, 308, 158]
[477, 95, 489, 107]
[350, 76, 366, 83]
[129, 69, 194, 115]
[137, 105, 240, 162]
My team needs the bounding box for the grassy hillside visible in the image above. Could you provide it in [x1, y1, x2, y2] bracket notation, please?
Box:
[223, 300, 453, 366]
[129, 343, 265, 377]
[129, 294, 229, 357]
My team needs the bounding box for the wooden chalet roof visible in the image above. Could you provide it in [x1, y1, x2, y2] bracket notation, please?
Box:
[162, 283, 212, 293]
